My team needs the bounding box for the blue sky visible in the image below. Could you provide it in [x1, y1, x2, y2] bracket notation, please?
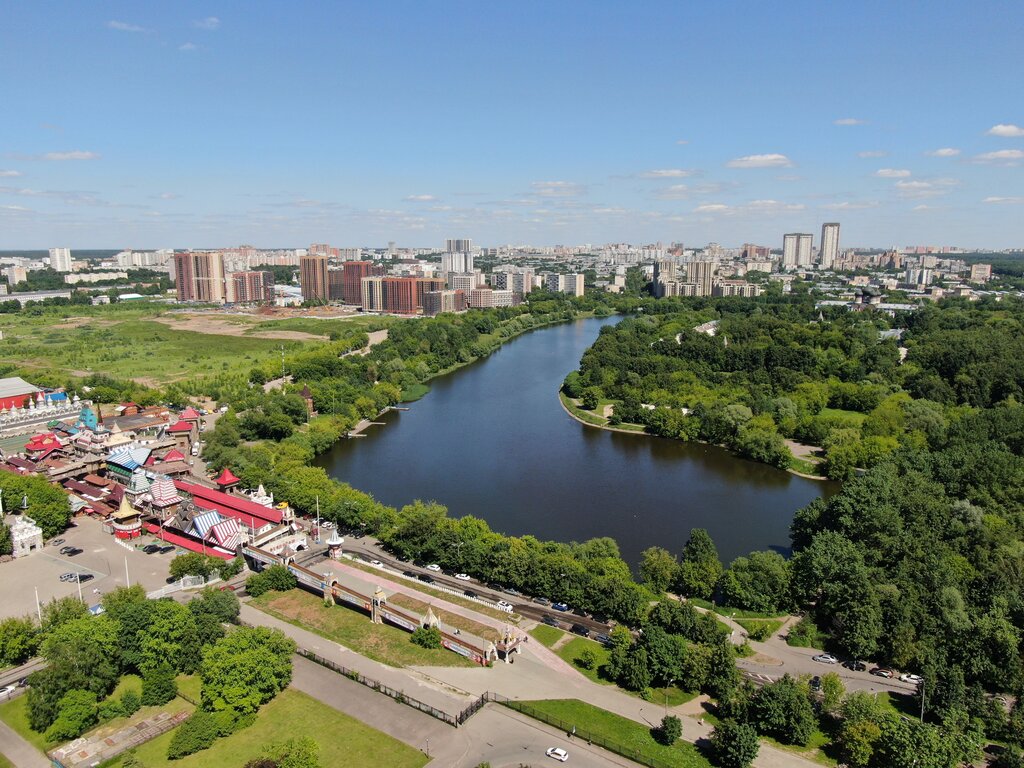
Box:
[2, 1, 1023, 249]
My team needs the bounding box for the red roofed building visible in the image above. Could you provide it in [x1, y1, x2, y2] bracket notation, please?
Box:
[179, 407, 202, 426]
[175, 479, 286, 533]
[162, 448, 186, 462]
[166, 419, 197, 452]
[214, 467, 240, 493]
[24, 433, 64, 460]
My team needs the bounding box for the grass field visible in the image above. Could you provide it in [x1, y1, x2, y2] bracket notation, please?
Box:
[529, 623, 563, 647]
[250, 588, 477, 668]
[735, 618, 785, 641]
[102, 688, 427, 768]
[819, 407, 867, 424]
[0, 751, 12, 768]
[513, 699, 711, 768]
[688, 598, 788, 620]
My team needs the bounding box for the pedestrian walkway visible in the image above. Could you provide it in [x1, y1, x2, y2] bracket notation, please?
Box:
[0, 717, 50, 768]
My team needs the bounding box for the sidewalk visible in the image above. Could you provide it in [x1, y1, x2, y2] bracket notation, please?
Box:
[0, 717, 50, 768]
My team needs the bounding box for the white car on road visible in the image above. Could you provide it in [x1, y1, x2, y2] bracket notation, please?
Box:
[900, 673, 924, 684]
[546, 747, 569, 762]
[425, 563, 441, 572]
[369, 560, 384, 568]
[496, 600, 514, 613]
[454, 573, 471, 581]
[812, 653, 839, 664]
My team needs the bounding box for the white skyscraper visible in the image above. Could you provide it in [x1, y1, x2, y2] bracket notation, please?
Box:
[819, 223, 840, 269]
[49, 248, 73, 272]
[782, 234, 813, 269]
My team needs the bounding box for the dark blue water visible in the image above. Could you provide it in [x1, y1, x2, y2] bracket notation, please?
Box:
[316, 316, 836, 567]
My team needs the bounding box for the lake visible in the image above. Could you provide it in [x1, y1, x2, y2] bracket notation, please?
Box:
[316, 315, 837, 567]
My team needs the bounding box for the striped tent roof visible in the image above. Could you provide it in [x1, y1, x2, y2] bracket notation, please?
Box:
[107, 445, 152, 470]
[150, 476, 183, 507]
[209, 518, 242, 551]
[191, 509, 223, 539]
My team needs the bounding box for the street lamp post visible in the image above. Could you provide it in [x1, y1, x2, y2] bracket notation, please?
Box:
[665, 678, 675, 715]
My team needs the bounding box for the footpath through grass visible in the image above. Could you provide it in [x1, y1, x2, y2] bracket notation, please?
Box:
[250, 588, 477, 668]
[687, 598, 788, 620]
[102, 688, 427, 768]
[512, 699, 711, 768]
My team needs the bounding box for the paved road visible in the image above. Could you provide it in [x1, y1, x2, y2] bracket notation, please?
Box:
[0, 713, 49, 768]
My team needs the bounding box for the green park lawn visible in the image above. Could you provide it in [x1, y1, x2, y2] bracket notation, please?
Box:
[102, 688, 427, 768]
[687, 598, 788, 620]
[513, 699, 711, 768]
[735, 618, 785, 641]
[0, 752, 12, 768]
[0, 674, 198, 756]
[529, 623, 563, 647]
[250, 588, 477, 668]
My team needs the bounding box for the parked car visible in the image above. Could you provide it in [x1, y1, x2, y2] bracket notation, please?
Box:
[570, 623, 590, 637]
[464, 590, 478, 599]
[59, 572, 77, 582]
[546, 747, 569, 762]
[870, 667, 894, 678]
[542, 616, 560, 627]
[59, 545, 75, 555]
[425, 563, 441, 572]
[369, 560, 384, 568]
[50, 538, 65, 547]
[842, 660, 867, 671]
[77, 574, 94, 583]
[2, 684, 17, 698]
[552, 602, 570, 612]
[403, 571, 416, 578]
[533, 596, 552, 606]
[503, 586, 522, 596]
[61, 547, 83, 556]
[418, 574, 435, 584]
[900, 673, 924, 684]
[454, 573, 471, 581]
[594, 633, 611, 646]
[496, 600, 514, 613]
[142, 544, 161, 554]
[812, 653, 839, 664]
[158, 545, 175, 554]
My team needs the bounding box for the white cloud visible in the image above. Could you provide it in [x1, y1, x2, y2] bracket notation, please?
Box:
[726, 153, 792, 169]
[676, 139, 689, 145]
[876, 168, 911, 178]
[0, 170, 22, 178]
[531, 181, 584, 197]
[912, 204, 935, 211]
[639, 169, 697, 179]
[894, 178, 959, 198]
[692, 199, 804, 215]
[403, 194, 437, 202]
[987, 124, 1024, 138]
[974, 149, 1024, 165]
[983, 196, 1024, 204]
[694, 203, 730, 213]
[858, 150, 887, 158]
[834, 118, 867, 126]
[154, 192, 179, 200]
[821, 201, 880, 210]
[193, 17, 220, 30]
[655, 184, 690, 200]
[107, 20, 145, 32]
[0, 205, 31, 212]
[42, 151, 99, 161]
[179, 42, 198, 52]
[927, 147, 961, 157]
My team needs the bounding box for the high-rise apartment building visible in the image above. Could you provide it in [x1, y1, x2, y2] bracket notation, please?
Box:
[308, 243, 339, 258]
[970, 263, 992, 283]
[445, 238, 473, 254]
[782, 234, 813, 269]
[819, 223, 840, 269]
[423, 290, 467, 315]
[328, 269, 345, 301]
[468, 287, 515, 308]
[741, 244, 772, 260]
[341, 261, 383, 305]
[174, 251, 226, 303]
[492, 269, 534, 296]
[227, 271, 275, 304]
[449, 272, 480, 296]
[299, 254, 329, 303]
[442, 251, 474, 274]
[543, 273, 585, 297]
[49, 248, 73, 272]
[360, 276, 445, 314]
[687, 261, 716, 296]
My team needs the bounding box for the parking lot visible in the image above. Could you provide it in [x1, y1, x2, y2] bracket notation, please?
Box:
[0, 515, 182, 619]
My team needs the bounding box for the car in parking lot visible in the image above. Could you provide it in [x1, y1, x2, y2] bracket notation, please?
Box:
[495, 600, 514, 613]
[77, 573, 94, 583]
[542, 615, 560, 627]
[900, 673, 924, 684]
[142, 544, 161, 554]
[425, 563, 441, 572]
[842, 660, 867, 671]
[870, 667, 895, 678]
[59, 572, 77, 582]
[812, 653, 839, 664]
[60, 546, 83, 556]
[50, 538, 65, 547]
[454, 573, 471, 581]
[552, 602, 570, 612]
[545, 747, 569, 762]
[158, 545, 175, 554]
[570, 623, 590, 637]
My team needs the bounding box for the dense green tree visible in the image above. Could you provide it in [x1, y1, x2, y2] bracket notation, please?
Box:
[719, 551, 791, 614]
[653, 714, 682, 745]
[0, 616, 38, 665]
[200, 627, 294, 714]
[638, 546, 677, 595]
[710, 719, 760, 768]
[141, 662, 177, 706]
[44, 689, 98, 744]
[258, 737, 321, 768]
[674, 528, 722, 600]
[748, 674, 816, 746]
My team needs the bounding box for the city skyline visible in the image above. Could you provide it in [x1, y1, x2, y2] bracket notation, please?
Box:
[2, 2, 1023, 249]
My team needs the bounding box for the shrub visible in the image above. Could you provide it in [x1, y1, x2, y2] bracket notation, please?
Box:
[710, 719, 760, 768]
[245, 565, 297, 598]
[44, 689, 98, 744]
[410, 626, 441, 649]
[141, 663, 177, 706]
[120, 689, 142, 716]
[575, 648, 597, 670]
[97, 697, 126, 722]
[745, 623, 774, 642]
[785, 616, 821, 648]
[167, 710, 219, 759]
[653, 715, 682, 745]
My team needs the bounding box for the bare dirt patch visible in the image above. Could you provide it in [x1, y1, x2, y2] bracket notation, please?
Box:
[153, 313, 325, 341]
